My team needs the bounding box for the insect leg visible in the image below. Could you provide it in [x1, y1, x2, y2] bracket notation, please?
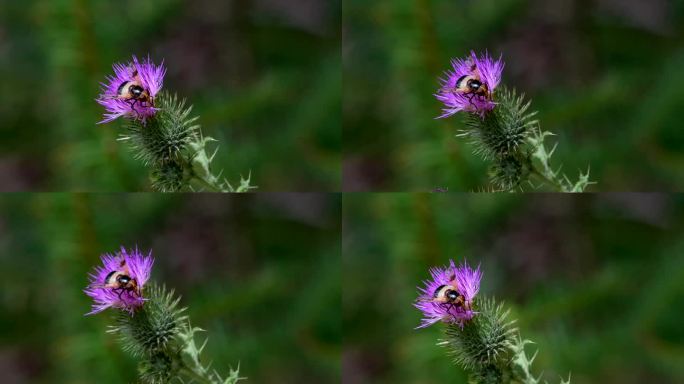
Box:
[466, 93, 477, 107]
[111, 287, 124, 301]
[439, 302, 453, 314]
[130, 99, 139, 114]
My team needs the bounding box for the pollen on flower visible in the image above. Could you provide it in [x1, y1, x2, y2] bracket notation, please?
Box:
[96, 55, 166, 124]
[84, 247, 154, 315]
[435, 50, 504, 118]
[414, 259, 482, 329]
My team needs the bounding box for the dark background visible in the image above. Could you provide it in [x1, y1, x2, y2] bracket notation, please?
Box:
[0, 0, 340, 191]
[0, 193, 341, 383]
[343, 0, 684, 191]
[343, 193, 684, 383]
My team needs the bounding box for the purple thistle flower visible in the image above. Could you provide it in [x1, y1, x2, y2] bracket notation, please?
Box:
[435, 50, 504, 118]
[84, 247, 154, 315]
[414, 259, 482, 329]
[96, 55, 166, 124]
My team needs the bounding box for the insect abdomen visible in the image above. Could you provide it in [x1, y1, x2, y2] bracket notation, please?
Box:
[104, 270, 118, 284]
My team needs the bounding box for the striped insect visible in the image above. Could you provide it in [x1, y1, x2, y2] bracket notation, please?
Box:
[114, 69, 154, 113]
[443, 60, 492, 106]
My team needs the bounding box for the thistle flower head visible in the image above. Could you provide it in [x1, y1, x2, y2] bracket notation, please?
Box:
[96, 55, 166, 124]
[84, 247, 154, 315]
[436, 50, 504, 118]
[415, 259, 482, 328]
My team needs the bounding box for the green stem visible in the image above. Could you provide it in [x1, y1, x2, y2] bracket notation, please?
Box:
[175, 146, 227, 192]
[179, 363, 216, 384]
[189, 173, 224, 192]
[530, 165, 565, 192]
[184, 136, 233, 192]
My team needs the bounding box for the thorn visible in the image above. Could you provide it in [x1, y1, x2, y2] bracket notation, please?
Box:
[530, 349, 538, 364]
[554, 164, 563, 176]
[209, 145, 220, 162]
[549, 142, 558, 157]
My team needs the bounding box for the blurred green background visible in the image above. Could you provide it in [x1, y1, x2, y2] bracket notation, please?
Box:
[344, 193, 684, 383]
[0, 193, 340, 383]
[343, 0, 684, 191]
[0, 0, 340, 191]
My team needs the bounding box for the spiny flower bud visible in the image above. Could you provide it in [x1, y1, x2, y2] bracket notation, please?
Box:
[138, 351, 179, 384]
[489, 152, 531, 191]
[122, 93, 200, 166]
[109, 284, 186, 357]
[440, 297, 517, 371]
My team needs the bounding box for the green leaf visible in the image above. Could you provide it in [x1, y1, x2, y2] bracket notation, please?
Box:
[177, 321, 245, 384]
